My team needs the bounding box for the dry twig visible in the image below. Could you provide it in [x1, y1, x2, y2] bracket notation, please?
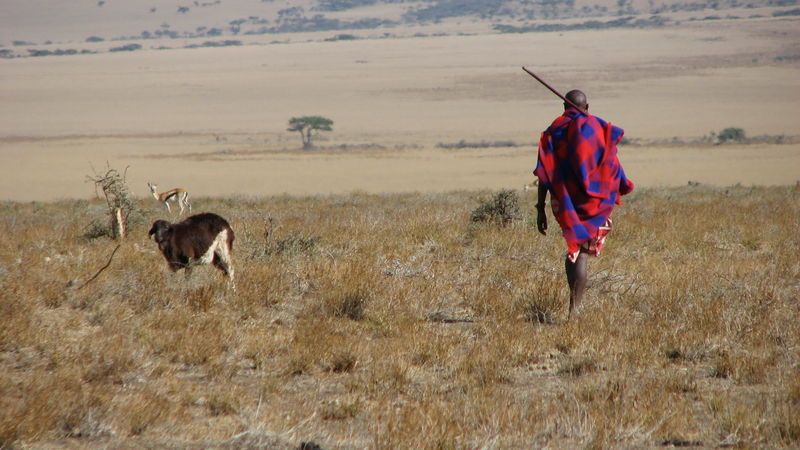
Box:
[76, 244, 121, 290]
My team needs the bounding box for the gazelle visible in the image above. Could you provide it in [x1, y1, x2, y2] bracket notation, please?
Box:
[148, 182, 191, 215]
[523, 179, 539, 191]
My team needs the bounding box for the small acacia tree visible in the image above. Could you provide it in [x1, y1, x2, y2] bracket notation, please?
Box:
[717, 127, 746, 144]
[288, 116, 333, 149]
[86, 163, 138, 239]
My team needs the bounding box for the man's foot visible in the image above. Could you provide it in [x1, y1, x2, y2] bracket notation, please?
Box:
[567, 303, 585, 321]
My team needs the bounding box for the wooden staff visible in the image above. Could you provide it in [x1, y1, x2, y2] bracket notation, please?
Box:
[522, 66, 588, 115]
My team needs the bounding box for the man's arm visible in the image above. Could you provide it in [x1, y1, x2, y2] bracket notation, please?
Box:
[536, 184, 548, 235]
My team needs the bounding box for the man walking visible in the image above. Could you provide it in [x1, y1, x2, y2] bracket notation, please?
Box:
[534, 89, 634, 319]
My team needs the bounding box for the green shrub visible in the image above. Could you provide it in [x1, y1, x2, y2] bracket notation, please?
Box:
[773, 8, 800, 17]
[84, 219, 112, 240]
[260, 233, 320, 257]
[109, 44, 142, 52]
[470, 189, 520, 226]
[324, 33, 359, 41]
[717, 127, 746, 144]
[324, 289, 368, 320]
[436, 140, 520, 149]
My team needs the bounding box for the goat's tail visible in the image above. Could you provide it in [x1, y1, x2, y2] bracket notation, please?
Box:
[217, 229, 235, 291]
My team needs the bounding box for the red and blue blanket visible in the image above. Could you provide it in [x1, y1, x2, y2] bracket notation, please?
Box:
[534, 108, 634, 255]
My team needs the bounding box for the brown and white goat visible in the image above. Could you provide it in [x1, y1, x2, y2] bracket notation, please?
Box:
[148, 213, 235, 290]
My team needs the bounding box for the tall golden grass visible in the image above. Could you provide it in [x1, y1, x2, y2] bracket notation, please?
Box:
[1, 185, 798, 448]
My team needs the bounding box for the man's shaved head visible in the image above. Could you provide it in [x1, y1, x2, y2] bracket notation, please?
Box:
[565, 89, 588, 111]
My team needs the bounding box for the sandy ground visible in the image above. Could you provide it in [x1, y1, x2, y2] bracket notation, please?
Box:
[2, 135, 797, 202]
[1, 17, 799, 201]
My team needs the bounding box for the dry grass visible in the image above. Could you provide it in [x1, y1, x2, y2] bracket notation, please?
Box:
[1, 185, 798, 448]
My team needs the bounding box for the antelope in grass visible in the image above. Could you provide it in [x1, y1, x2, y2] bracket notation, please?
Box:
[148, 182, 191, 215]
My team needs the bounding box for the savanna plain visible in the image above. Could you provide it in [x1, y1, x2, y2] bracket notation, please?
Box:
[2, 186, 799, 448]
[1, 0, 800, 448]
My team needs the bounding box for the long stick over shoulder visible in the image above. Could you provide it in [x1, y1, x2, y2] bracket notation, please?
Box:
[521, 66, 588, 115]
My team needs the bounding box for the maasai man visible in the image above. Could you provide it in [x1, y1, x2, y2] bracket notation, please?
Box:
[534, 89, 634, 319]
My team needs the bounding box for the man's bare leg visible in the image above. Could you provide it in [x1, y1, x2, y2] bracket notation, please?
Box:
[565, 249, 589, 319]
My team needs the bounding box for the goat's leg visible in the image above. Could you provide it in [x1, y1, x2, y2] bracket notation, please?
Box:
[213, 260, 235, 289]
[212, 256, 229, 277]
[213, 251, 236, 292]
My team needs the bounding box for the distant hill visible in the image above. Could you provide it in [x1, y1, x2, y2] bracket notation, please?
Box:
[1, 0, 797, 56]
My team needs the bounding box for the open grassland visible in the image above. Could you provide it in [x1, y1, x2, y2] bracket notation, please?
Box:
[1, 185, 798, 448]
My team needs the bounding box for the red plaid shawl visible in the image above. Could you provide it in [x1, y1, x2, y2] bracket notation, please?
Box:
[534, 108, 634, 255]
